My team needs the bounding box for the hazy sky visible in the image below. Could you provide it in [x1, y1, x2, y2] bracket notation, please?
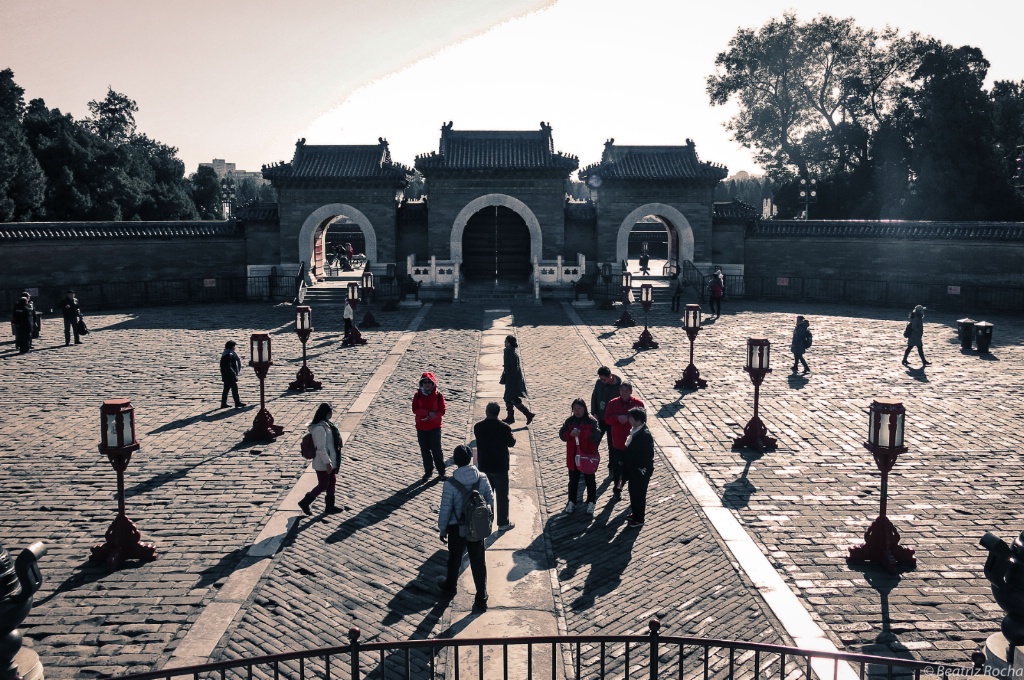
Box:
[3, 0, 1022, 178]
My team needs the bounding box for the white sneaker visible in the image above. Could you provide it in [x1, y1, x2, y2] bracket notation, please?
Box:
[584, 502, 595, 515]
[563, 501, 576, 514]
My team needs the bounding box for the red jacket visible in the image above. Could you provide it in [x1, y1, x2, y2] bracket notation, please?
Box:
[559, 414, 601, 470]
[412, 372, 446, 431]
[604, 396, 644, 449]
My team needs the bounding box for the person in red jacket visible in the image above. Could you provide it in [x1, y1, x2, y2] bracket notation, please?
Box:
[412, 372, 447, 481]
[603, 382, 644, 500]
[558, 398, 602, 515]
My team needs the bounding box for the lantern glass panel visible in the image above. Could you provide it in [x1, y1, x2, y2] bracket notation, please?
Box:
[105, 413, 119, 448]
[362, 271, 374, 288]
[621, 271, 631, 289]
[641, 285, 652, 303]
[347, 283, 360, 301]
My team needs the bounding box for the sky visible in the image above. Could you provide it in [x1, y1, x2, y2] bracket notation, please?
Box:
[3, 0, 1023, 179]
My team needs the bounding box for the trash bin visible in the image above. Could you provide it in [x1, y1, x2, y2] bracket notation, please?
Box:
[957, 318, 975, 349]
[974, 321, 994, 353]
[31, 311, 42, 339]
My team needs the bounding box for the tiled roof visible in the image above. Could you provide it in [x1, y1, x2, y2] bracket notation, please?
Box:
[714, 200, 759, 220]
[263, 139, 411, 181]
[749, 220, 1024, 241]
[415, 122, 578, 173]
[580, 139, 727, 182]
[235, 202, 278, 222]
[0, 221, 243, 241]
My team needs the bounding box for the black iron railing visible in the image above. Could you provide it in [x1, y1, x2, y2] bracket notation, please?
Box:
[111, 621, 974, 680]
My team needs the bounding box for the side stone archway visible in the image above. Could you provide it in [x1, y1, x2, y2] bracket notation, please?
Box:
[298, 204, 378, 279]
[616, 203, 694, 268]
[450, 194, 542, 263]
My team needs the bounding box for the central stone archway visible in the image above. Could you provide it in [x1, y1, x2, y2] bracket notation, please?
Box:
[298, 204, 378, 281]
[450, 194, 542, 263]
[616, 203, 693, 268]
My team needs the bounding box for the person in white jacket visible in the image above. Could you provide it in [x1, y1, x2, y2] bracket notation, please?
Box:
[436, 445, 494, 610]
[298, 403, 344, 515]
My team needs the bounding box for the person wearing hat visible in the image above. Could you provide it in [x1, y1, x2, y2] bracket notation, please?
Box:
[61, 290, 83, 346]
[413, 372, 447, 480]
[219, 340, 246, 408]
[902, 305, 931, 367]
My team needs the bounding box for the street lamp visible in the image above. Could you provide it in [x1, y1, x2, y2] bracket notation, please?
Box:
[91, 399, 157, 569]
[288, 306, 322, 391]
[847, 399, 916, 573]
[633, 283, 659, 350]
[675, 304, 707, 389]
[342, 283, 367, 346]
[360, 268, 379, 328]
[799, 178, 817, 220]
[244, 333, 285, 441]
[220, 177, 236, 219]
[733, 338, 777, 451]
[599, 262, 614, 310]
[614, 270, 636, 327]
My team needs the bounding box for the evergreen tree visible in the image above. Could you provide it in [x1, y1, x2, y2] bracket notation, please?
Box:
[0, 69, 45, 221]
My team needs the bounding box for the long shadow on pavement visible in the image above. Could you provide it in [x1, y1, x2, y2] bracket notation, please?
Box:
[325, 479, 436, 545]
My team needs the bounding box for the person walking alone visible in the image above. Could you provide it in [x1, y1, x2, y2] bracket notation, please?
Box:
[61, 290, 83, 346]
[298, 403, 345, 515]
[790, 315, 812, 373]
[474, 401, 516, 531]
[708, 270, 724, 318]
[219, 340, 246, 408]
[500, 335, 535, 425]
[902, 305, 931, 367]
[623, 408, 654, 528]
[437, 445, 494, 611]
[670, 272, 684, 312]
[603, 382, 644, 501]
[413, 372, 447, 480]
[559, 398, 602, 515]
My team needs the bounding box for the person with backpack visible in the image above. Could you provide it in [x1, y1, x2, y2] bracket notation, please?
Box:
[298, 403, 344, 516]
[473, 402, 516, 531]
[558, 398, 602, 515]
[413, 372, 447, 480]
[902, 305, 930, 367]
[790, 315, 812, 374]
[219, 340, 246, 408]
[437, 444, 494, 611]
[708, 270, 724, 318]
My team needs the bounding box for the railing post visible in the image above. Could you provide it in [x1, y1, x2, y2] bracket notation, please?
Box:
[348, 627, 360, 680]
[648, 617, 661, 680]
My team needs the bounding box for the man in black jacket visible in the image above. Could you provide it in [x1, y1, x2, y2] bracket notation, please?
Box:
[623, 407, 655, 528]
[61, 290, 82, 346]
[11, 292, 34, 354]
[473, 401, 516, 531]
[590, 366, 621, 459]
[219, 340, 246, 408]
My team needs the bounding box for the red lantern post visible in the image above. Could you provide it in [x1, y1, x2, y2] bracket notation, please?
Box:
[847, 399, 916, 572]
[91, 399, 156, 569]
[244, 333, 285, 441]
[675, 304, 707, 389]
[633, 283, 659, 350]
[734, 338, 777, 451]
[288, 306, 322, 391]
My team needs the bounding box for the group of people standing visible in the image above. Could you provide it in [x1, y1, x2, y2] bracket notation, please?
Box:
[10, 290, 87, 354]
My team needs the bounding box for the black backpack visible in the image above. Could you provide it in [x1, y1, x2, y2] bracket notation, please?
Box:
[448, 478, 493, 542]
[804, 329, 813, 348]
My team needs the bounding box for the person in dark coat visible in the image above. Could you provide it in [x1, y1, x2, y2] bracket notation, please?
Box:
[590, 366, 621, 452]
[902, 305, 930, 366]
[708, 270, 724, 318]
[11, 292, 34, 354]
[473, 401, 516, 531]
[500, 335, 535, 425]
[670, 273, 684, 312]
[219, 340, 246, 408]
[558, 398, 602, 515]
[638, 252, 651, 275]
[61, 290, 83, 346]
[622, 407, 654, 528]
[790, 315, 811, 373]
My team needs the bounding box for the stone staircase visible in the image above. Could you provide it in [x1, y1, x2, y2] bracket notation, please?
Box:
[301, 277, 358, 305]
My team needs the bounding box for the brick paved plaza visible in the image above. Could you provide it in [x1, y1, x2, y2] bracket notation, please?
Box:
[1, 297, 1022, 677]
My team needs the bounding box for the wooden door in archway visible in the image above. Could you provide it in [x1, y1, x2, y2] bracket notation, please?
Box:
[461, 206, 531, 282]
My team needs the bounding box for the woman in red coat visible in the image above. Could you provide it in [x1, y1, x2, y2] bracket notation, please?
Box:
[558, 399, 602, 515]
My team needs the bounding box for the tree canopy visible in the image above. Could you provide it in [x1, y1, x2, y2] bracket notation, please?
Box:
[707, 14, 1024, 220]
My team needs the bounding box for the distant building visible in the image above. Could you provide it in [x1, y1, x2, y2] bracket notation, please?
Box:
[198, 159, 268, 186]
